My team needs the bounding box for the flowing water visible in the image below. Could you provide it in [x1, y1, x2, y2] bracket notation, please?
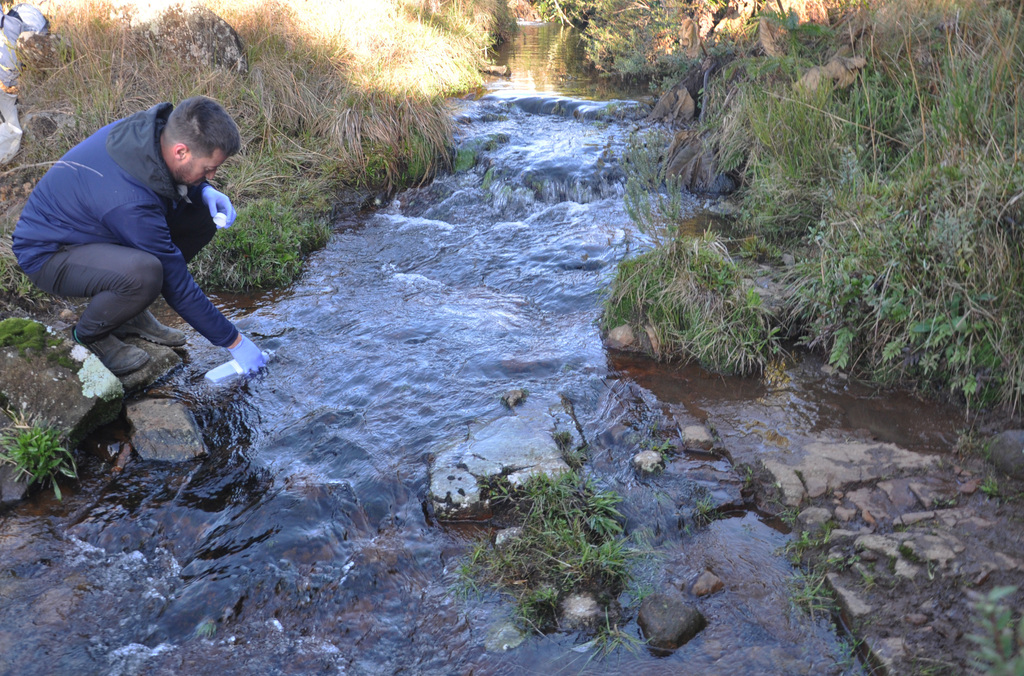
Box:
[0, 24, 964, 676]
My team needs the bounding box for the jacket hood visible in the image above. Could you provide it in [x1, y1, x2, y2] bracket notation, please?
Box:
[106, 102, 181, 201]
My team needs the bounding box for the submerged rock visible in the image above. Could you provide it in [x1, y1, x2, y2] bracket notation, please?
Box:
[632, 450, 665, 474]
[126, 399, 207, 462]
[637, 592, 706, 651]
[559, 593, 602, 630]
[428, 397, 570, 520]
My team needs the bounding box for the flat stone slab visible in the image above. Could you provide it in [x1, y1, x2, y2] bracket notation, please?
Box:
[761, 439, 937, 506]
[119, 338, 182, 393]
[428, 398, 570, 520]
[126, 399, 206, 461]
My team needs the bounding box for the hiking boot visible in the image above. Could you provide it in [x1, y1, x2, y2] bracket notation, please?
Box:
[74, 329, 150, 376]
[112, 309, 186, 347]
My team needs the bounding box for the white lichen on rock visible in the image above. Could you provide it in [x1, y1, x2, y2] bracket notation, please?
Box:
[77, 354, 124, 400]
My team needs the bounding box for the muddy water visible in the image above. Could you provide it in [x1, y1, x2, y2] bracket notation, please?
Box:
[0, 24, 964, 676]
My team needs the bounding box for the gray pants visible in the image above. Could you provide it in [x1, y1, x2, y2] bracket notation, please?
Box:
[26, 200, 216, 342]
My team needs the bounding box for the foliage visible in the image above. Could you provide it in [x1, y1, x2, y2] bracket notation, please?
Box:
[0, 414, 76, 500]
[460, 470, 631, 634]
[584, 0, 696, 79]
[968, 586, 1024, 675]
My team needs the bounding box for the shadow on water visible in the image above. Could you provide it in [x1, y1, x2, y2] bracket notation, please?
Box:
[0, 22, 967, 676]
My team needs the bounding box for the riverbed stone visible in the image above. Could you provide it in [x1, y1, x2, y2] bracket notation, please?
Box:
[632, 450, 664, 474]
[681, 425, 713, 450]
[126, 399, 207, 461]
[989, 430, 1024, 479]
[690, 570, 724, 597]
[605, 324, 635, 350]
[485, 620, 526, 651]
[0, 319, 123, 448]
[428, 398, 569, 520]
[559, 593, 602, 630]
[637, 592, 706, 651]
[760, 439, 937, 507]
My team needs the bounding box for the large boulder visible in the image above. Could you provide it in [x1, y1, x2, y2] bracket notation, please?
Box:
[989, 430, 1024, 480]
[112, 0, 247, 73]
[428, 396, 572, 520]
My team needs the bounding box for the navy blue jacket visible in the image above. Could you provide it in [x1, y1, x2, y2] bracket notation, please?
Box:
[12, 103, 238, 347]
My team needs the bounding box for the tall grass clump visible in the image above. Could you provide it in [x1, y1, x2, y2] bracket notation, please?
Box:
[692, 0, 1024, 412]
[0, 413, 76, 500]
[459, 471, 631, 634]
[3, 0, 510, 298]
[606, 129, 780, 375]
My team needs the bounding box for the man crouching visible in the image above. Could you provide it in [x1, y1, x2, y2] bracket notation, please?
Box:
[12, 96, 266, 376]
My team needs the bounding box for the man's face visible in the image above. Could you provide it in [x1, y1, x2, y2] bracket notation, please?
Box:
[169, 146, 228, 187]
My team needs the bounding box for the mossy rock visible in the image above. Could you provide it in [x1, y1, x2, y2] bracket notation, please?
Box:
[0, 319, 122, 447]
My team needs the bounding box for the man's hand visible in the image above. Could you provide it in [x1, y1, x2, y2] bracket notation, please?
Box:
[228, 334, 267, 374]
[201, 185, 237, 228]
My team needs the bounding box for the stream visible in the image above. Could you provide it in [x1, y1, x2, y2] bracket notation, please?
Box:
[0, 23, 964, 676]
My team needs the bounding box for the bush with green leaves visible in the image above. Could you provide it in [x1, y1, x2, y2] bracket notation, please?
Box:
[0, 421, 77, 500]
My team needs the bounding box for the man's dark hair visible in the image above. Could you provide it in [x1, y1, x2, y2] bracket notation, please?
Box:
[164, 96, 241, 158]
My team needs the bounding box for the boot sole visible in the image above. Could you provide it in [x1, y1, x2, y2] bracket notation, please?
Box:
[112, 328, 187, 347]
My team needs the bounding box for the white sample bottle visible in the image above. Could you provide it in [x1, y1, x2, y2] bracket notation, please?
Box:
[213, 212, 228, 228]
[204, 359, 243, 383]
[204, 351, 271, 384]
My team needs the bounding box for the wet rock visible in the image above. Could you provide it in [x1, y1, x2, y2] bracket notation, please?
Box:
[797, 506, 832, 533]
[485, 620, 526, 651]
[900, 533, 964, 569]
[690, 570, 724, 597]
[126, 399, 207, 462]
[826, 573, 873, 620]
[0, 462, 28, 506]
[481, 64, 510, 77]
[905, 612, 928, 626]
[894, 510, 936, 527]
[761, 439, 937, 506]
[989, 430, 1024, 479]
[681, 425, 713, 450]
[500, 388, 528, 409]
[428, 397, 569, 519]
[632, 450, 664, 474]
[637, 592, 706, 651]
[559, 593, 602, 630]
[0, 319, 123, 448]
[605, 325, 635, 350]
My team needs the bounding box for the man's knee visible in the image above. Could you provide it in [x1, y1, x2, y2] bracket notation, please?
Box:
[122, 253, 164, 299]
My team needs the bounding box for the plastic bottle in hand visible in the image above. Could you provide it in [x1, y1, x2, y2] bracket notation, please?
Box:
[204, 358, 243, 383]
[213, 213, 228, 228]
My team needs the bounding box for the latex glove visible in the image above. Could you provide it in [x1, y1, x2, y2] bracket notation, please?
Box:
[201, 185, 237, 228]
[228, 334, 267, 374]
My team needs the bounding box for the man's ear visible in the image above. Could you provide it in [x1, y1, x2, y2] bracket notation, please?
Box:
[169, 142, 191, 162]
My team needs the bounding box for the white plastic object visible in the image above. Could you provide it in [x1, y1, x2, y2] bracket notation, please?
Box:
[213, 212, 228, 228]
[204, 358, 243, 383]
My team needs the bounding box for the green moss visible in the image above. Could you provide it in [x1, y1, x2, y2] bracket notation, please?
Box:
[0, 318, 76, 369]
[454, 147, 476, 173]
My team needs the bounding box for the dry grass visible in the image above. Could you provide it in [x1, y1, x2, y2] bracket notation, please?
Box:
[1, 0, 511, 299]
